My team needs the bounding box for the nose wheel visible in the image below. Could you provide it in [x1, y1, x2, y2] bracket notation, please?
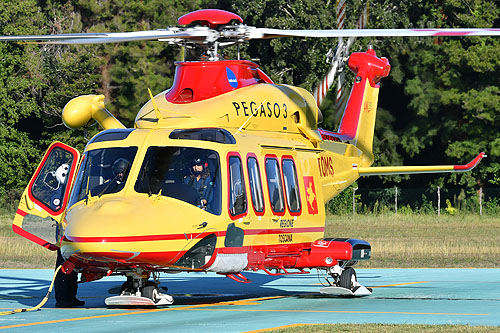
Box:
[105, 272, 174, 306]
[319, 266, 372, 297]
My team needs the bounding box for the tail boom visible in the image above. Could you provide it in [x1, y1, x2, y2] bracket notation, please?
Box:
[358, 152, 486, 176]
[321, 49, 390, 166]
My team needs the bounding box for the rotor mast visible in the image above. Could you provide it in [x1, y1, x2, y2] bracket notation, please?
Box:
[177, 9, 244, 61]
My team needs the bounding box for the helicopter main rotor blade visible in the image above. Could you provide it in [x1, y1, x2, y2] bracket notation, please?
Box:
[249, 28, 500, 39]
[3, 27, 500, 45]
[0, 29, 211, 44]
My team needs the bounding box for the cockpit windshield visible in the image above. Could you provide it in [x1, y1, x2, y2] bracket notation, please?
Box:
[68, 147, 138, 206]
[134, 147, 221, 215]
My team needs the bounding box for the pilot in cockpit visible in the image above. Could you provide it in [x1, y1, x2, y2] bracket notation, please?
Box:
[183, 157, 213, 209]
[91, 158, 130, 197]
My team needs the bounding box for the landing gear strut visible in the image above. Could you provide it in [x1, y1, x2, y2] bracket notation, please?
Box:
[105, 271, 174, 306]
[319, 265, 372, 297]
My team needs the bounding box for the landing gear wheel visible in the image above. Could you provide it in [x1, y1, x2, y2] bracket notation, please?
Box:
[142, 285, 158, 301]
[320, 265, 371, 297]
[339, 267, 356, 291]
[105, 273, 174, 307]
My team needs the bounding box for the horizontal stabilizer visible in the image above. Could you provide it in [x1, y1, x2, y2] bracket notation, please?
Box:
[358, 152, 485, 176]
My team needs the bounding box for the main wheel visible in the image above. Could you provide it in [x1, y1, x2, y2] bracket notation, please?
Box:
[142, 285, 159, 302]
[339, 267, 357, 290]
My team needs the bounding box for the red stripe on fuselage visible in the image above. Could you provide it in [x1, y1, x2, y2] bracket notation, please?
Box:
[65, 232, 225, 243]
[65, 227, 324, 243]
[12, 224, 59, 251]
[16, 209, 28, 217]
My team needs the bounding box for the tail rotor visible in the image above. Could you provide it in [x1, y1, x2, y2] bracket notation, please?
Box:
[312, 1, 370, 124]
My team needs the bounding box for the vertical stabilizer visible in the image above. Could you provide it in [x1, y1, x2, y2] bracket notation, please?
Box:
[321, 49, 390, 166]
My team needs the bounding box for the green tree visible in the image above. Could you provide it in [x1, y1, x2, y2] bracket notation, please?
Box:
[1, 0, 500, 210]
[359, 0, 500, 196]
[0, 1, 54, 206]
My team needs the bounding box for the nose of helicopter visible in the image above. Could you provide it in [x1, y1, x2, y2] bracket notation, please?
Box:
[60, 196, 209, 266]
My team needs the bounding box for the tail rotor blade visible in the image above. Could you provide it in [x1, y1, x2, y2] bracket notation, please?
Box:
[334, 72, 348, 123]
[336, 0, 347, 31]
[313, 1, 369, 109]
[312, 47, 342, 107]
[334, 1, 369, 117]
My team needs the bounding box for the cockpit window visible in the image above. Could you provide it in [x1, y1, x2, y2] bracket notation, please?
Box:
[134, 147, 221, 215]
[68, 147, 138, 206]
[87, 129, 135, 145]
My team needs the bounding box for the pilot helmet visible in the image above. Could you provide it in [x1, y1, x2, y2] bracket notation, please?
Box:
[191, 157, 206, 176]
[112, 158, 130, 177]
[193, 157, 205, 167]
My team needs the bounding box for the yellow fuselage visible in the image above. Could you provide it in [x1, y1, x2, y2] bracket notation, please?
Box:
[60, 83, 362, 272]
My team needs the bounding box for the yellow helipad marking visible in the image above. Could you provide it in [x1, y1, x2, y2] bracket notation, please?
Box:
[182, 308, 487, 316]
[371, 281, 430, 288]
[0, 309, 164, 329]
[0, 296, 282, 329]
[0, 293, 488, 330]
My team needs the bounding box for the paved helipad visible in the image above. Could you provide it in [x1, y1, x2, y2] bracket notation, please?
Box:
[1, 268, 500, 331]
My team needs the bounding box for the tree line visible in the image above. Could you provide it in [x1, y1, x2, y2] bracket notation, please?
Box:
[1, 0, 499, 209]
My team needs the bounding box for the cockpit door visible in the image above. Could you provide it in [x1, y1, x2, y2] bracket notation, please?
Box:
[12, 142, 80, 250]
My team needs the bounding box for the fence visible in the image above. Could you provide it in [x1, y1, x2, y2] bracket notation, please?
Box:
[328, 186, 500, 216]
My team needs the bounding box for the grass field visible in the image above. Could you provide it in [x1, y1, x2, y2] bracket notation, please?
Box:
[0, 214, 55, 268]
[1, 212, 499, 268]
[264, 323, 500, 332]
[325, 214, 500, 268]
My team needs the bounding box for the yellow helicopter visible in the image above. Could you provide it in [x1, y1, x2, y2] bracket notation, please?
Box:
[3, 9, 493, 305]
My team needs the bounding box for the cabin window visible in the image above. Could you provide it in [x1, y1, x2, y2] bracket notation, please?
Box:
[228, 155, 247, 217]
[265, 157, 285, 214]
[247, 156, 264, 214]
[282, 158, 301, 214]
[68, 147, 138, 206]
[134, 147, 221, 215]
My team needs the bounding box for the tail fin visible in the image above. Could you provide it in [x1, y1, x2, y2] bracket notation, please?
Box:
[319, 48, 390, 166]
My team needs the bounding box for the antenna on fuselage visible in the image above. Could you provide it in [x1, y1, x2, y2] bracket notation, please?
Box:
[148, 88, 162, 120]
[235, 100, 266, 134]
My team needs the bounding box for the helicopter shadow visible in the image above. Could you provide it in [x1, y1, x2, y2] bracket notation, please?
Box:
[101, 271, 310, 307]
[0, 270, 292, 308]
[0, 270, 383, 308]
[0, 273, 58, 308]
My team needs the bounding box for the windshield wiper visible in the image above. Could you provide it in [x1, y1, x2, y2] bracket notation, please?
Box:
[98, 174, 120, 198]
[139, 160, 153, 197]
